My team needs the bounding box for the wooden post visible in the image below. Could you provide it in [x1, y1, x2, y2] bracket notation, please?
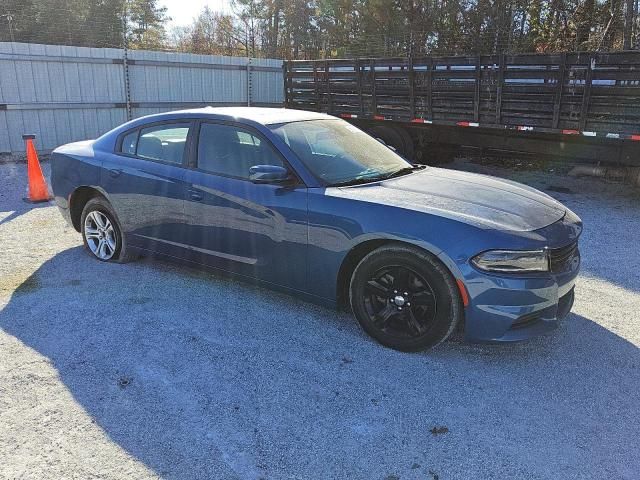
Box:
[370, 59, 377, 116]
[325, 60, 332, 114]
[426, 56, 433, 119]
[282, 61, 288, 108]
[579, 56, 595, 131]
[313, 62, 319, 111]
[409, 56, 416, 119]
[474, 55, 481, 122]
[495, 53, 505, 125]
[552, 53, 567, 129]
[356, 58, 364, 116]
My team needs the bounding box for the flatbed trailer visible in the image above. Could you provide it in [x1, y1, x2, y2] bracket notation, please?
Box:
[284, 52, 640, 165]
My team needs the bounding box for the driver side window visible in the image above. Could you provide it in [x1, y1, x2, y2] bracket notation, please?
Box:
[197, 123, 284, 179]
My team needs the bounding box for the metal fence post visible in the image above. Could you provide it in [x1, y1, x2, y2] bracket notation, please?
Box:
[247, 57, 252, 107]
[122, 9, 132, 120]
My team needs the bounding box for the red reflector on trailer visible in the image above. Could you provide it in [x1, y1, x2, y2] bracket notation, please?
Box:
[457, 121, 470, 127]
[373, 115, 385, 120]
[340, 113, 352, 119]
[562, 129, 580, 135]
[631, 135, 640, 141]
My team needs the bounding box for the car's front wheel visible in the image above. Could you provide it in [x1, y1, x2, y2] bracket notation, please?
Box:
[80, 197, 136, 263]
[349, 244, 463, 351]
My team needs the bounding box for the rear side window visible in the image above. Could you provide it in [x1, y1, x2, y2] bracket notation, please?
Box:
[197, 123, 284, 179]
[137, 123, 190, 164]
[120, 130, 138, 155]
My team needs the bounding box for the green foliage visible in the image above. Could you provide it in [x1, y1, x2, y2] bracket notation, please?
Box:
[126, 0, 168, 49]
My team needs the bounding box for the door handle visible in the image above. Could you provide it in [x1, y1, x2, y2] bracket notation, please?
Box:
[109, 168, 122, 178]
[188, 189, 203, 201]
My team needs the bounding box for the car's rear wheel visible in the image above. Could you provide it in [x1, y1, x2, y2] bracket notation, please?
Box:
[80, 197, 136, 263]
[349, 244, 462, 351]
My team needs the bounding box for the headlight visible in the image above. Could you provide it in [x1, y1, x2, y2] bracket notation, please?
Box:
[471, 249, 549, 273]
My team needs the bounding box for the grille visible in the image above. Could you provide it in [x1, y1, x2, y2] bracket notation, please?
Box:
[549, 241, 579, 273]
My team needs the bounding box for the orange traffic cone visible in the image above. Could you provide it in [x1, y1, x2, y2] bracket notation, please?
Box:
[23, 134, 51, 203]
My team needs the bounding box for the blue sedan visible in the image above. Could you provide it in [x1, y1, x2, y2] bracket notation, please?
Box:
[51, 107, 582, 351]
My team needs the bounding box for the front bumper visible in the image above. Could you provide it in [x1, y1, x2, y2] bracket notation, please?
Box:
[462, 253, 579, 343]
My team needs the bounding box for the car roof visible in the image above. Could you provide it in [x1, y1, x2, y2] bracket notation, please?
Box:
[170, 106, 335, 125]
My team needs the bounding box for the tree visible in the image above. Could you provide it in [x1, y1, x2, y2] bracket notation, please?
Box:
[126, 0, 168, 49]
[1, 0, 638, 56]
[84, 0, 125, 48]
[174, 7, 246, 56]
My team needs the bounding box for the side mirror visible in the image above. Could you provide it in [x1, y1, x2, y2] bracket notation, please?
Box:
[249, 165, 291, 184]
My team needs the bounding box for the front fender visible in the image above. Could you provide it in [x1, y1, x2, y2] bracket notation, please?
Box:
[307, 189, 485, 302]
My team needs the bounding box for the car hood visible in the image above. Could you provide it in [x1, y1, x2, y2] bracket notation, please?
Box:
[329, 167, 567, 232]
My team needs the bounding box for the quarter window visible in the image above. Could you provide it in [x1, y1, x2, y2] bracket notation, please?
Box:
[137, 123, 190, 164]
[120, 130, 138, 155]
[197, 123, 284, 179]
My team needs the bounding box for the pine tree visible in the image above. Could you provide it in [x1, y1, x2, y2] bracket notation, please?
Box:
[126, 0, 168, 49]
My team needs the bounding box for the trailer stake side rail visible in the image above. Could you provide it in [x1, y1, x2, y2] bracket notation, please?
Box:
[284, 52, 640, 144]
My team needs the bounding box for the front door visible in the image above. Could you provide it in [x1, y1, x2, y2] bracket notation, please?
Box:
[181, 121, 308, 291]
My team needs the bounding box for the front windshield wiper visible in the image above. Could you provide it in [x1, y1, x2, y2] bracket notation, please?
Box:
[328, 176, 383, 187]
[328, 164, 426, 187]
[377, 164, 426, 181]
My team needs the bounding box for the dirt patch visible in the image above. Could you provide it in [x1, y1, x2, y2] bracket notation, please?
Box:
[430, 426, 449, 436]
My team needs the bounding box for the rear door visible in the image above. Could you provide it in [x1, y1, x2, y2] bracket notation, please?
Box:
[181, 120, 308, 291]
[100, 121, 193, 257]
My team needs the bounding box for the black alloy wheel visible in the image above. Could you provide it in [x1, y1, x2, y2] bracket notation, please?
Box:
[349, 244, 462, 351]
[363, 265, 437, 339]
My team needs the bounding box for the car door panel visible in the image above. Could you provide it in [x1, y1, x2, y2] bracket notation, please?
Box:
[101, 153, 190, 256]
[182, 172, 308, 290]
[182, 121, 308, 291]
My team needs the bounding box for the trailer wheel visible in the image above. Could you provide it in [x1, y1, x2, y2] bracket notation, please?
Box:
[366, 125, 415, 161]
[418, 143, 458, 165]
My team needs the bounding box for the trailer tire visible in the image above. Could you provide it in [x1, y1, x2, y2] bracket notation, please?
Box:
[366, 125, 415, 161]
[389, 125, 415, 161]
[419, 143, 457, 165]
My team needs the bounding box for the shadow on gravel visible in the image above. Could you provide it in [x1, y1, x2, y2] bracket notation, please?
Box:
[0, 201, 52, 227]
[1, 247, 639, 479]
[0, 162, 53, 227]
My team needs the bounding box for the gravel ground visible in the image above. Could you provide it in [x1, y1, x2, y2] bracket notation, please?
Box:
[1, 159, 639, 480]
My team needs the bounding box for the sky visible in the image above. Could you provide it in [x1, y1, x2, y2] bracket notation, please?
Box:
[161, 0, 233, 29]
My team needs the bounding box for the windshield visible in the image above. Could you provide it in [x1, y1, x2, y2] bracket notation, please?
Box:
[270, 119, 414, 186]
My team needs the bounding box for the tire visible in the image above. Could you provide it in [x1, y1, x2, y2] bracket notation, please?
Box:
[80, 197, 137, 263]
[390, 125, 415, 160]
[367, 125, 414, 160]
[349, 244, 462, 352]
[419, 143, 457, 165]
